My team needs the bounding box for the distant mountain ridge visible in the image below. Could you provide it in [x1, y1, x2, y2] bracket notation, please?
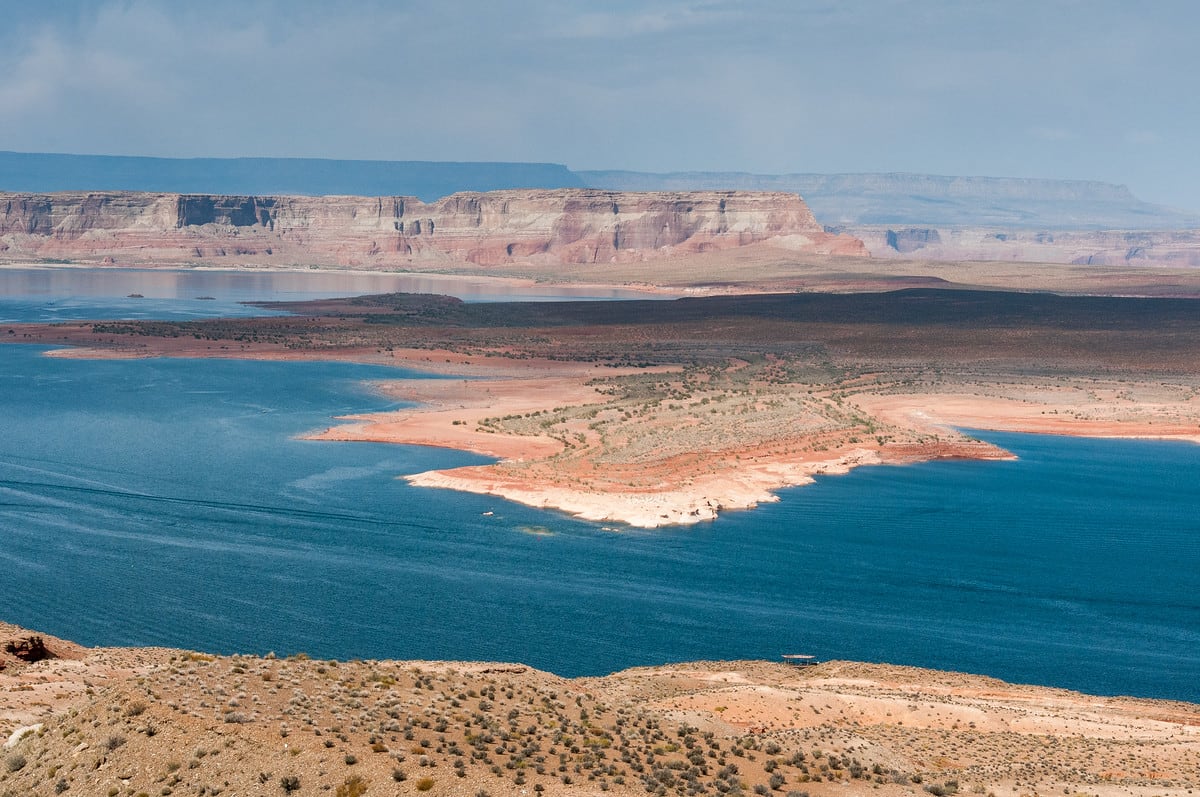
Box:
[0, 151, 584, 203]
[2, 151, 1197, 231]
[578, 170, 1200, 230]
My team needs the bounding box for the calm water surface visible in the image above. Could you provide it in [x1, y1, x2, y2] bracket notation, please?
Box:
[1, 273, 1197, 703]
[0, 266, 665, 323]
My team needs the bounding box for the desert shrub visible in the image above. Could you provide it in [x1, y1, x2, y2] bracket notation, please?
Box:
[335, 776, 367, 797]
[5, 754, 26, 772]
[415, 776, 435, 791]
[280, 775, 301, 792]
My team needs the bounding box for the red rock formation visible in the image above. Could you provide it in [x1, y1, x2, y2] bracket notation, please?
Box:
[0, 189, 863, 268]
[3, 635, 52, 663]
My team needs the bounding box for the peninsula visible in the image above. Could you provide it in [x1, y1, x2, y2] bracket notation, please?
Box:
[11, 288, 1200, 527]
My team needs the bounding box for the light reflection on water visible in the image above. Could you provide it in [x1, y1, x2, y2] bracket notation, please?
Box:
[0, 266, 668, 309]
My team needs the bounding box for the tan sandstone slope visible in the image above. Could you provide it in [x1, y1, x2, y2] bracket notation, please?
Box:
[1, 623, 1198, 797]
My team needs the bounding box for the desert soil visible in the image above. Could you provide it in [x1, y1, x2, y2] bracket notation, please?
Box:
[3, 623, 1198, 797]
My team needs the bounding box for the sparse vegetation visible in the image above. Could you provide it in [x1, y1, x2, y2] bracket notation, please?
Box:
[335, 775, 367, 797]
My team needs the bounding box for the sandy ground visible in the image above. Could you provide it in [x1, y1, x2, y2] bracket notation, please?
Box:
[858, 391, 1200, 443]
[2, 623, 1197, 797]
[309, 371, 606, 460]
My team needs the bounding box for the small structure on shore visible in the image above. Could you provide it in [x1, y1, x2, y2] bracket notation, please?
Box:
[782, 654, 818, 666]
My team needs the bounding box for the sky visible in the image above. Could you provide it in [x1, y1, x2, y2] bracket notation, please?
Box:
[1, 0, 1197, 208]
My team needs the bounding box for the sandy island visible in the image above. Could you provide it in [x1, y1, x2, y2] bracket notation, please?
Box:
[306, 359, 1197, 527]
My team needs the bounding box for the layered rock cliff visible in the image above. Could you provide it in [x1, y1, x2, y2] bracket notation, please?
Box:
[0, 189, 864, 268]
[580, 170, 1200, 229]
[849, 224, 1200, 267]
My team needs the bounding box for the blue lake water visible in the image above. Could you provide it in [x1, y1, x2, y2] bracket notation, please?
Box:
[0, 266, 666, 323]
[1, 273, 1198, 703]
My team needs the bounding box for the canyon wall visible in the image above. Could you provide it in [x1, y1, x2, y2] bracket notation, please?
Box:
[847, 225, 1200, 267]
[0, 189, 864, 268]
[580, 170, 1200, 229]
[578, 173, 1200, 267]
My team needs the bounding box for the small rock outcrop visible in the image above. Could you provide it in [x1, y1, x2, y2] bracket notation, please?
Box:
[3, 636, 52, 663]
[886, 227, 942, 252]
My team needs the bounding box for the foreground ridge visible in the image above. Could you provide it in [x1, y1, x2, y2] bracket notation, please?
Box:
[2, 623, 1198, 797]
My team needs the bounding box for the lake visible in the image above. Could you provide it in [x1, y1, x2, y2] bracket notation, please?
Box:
[1, 269, 1197, 703]
[0, 266, 666, 323]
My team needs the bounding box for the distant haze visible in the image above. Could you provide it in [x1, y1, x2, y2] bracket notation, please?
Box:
[577, 171, 1200, 229]
[2, 151, 1193, 230]
[1, 1, 1197, 209]
[0, 151, 583, 202]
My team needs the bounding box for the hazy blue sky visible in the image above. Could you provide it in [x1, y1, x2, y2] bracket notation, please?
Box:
[1, 1, 1197, 208]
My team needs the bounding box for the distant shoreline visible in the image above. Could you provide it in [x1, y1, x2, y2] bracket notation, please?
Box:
[0, 260, 686, 301]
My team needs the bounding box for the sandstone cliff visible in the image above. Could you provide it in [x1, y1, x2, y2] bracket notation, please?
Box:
[0, 189, 864, 268]
[848, 224, 1200, 267]
[580, 170, 1200, 229]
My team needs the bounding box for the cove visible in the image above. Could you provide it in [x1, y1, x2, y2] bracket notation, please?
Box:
[1, 339, 1197, 702]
